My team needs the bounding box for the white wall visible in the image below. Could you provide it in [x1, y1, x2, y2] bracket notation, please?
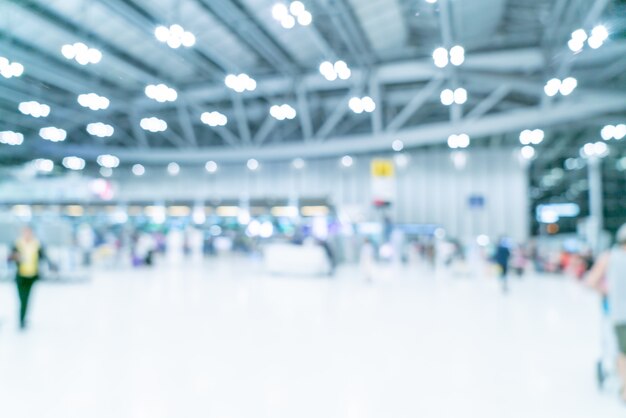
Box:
[113, 148, 530, 242]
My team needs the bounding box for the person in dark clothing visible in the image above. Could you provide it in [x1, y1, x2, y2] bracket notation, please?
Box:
[8, 226, 47, 330]
[494, 238, 511, 293]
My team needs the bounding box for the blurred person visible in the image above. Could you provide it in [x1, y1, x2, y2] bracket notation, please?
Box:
[510, 245, 527, 277]
[360, 238, 376, 283]
[8, 226, 48, 330]
[318, 239, 336, 276]
[587, 224, 626, 401]
[494, 237, 511, 293]
[77, 223, 95, 266]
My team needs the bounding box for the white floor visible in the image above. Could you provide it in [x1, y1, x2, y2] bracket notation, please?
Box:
[0, 257, 623, 418]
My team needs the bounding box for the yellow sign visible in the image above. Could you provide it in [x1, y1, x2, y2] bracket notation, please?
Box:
[371, 159, 395, 177]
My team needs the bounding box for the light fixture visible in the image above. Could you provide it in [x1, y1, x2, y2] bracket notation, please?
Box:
[269, 104, 297, 120]
[224, 73, 256, 93]
[205, 161, 218, 173]
[447, 133, 470, 149]
[392, 139, 404, 152]
[341, 155, 353, 167]
[140, 117, 167, 132]
[61, 43, 102, 65]
[62, 156, 86, 171]
[0, 56, 24, 78]
[544, 77, 577, 97]
[292, 158, 305, 169]
[601, 124, 626, 141]
[272, 2, 312, 28]
[77, 93, 110, 111]
[247, 158, 260, 171]
[100, 167, 113, 177]
[519, 129, 544, 145]
[520, 145, 536, 160]
[425, 0, 438, 3]
[33, 158, 54, 173]
[432, 45, 464, 68]
[132, 164, 145, 176]
[167, 162, 180, 176]
[588, 25, 609, 49]
[394, 153, 409, 168]
[440, 88, 467, 105]
[201, 111, 228, 127]
[349, 96, 376, 114]
[86, 122, 114, 138]
[39, 127, 67, 142]
[155, 24, 196, 48]
[319, 60, 351, 81]
[0, 131, 24, 146]
[145, 84, 177, 103]
[97, 154, 120, 168]
[580, 141, 609, 158]
[18, 101, 50, 118]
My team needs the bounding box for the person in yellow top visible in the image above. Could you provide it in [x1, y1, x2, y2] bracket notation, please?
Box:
[9, 226, 47, 330]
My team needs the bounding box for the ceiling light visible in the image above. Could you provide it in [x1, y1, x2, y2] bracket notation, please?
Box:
[201, 111, 228, 127]
[292, 158, 305, 169]
[140, 117, 167, 133]
[272, 3, 289, 20]
[0, 56, 24, 78]
[601, 124, 626, 140]
[520, 145, 536, 160]
[440, 89, 454, 106]
[18, 101, 50, 118]
[392, 139, 404, 152]
[297, 10, 313, 25]
[86, 122, 114, 138]
[580, 141, 609, 158]
[425, 0, 438, 3]
[155, 24, 196, 48]
[167, 162, 180, 176]
[34, 158, 54, 173]
[454, 88, 467, 104]
[320, 60, 351, 81]
[97, 154, 120, 168]
[349, 96, 375, 113]
[61, 42, 102, 65]
[448, 133, 470, 149]
[0, 131, 24, 146]
[341, 155, 353, 167]
[394, 153, 409, 168]
[449, 45, 465, 66]
[520, 129, 544, 145]
[571, 29, 588, 43]
[62, 156, 86, 171]
[224, 73, 256, 92]
[205, 161, 218, 173]
[132, 164, 145, 176]
[544, 78, 576, 97]
[591, 25, 609, 42]
[440, 88, 467, 105]
[39, 126, 67, 142]
[273, 1, 312, 28]
[247, 158, 259, 171]
[77, 93, 110, 110]
[559, 77, 577, 96]
[432, 45, 464, 68]
[145, 84, 177, 102]
[269, 104, 297, 120]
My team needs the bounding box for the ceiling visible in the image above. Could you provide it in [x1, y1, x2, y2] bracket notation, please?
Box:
[0, 0, 625, 165]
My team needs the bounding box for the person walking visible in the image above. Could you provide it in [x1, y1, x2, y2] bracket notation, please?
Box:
[9, 226, 47, 330]
[494, 237, 511, 293]
[587, 224, 626, 401]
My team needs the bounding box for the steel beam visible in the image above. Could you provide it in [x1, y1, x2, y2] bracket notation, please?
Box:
[40, 90, 626, 163]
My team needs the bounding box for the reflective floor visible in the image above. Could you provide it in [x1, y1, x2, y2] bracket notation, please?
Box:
[0, 257, 623, 418]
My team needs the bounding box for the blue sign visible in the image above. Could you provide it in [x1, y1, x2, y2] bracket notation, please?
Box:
[468, 195, 485, 209]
